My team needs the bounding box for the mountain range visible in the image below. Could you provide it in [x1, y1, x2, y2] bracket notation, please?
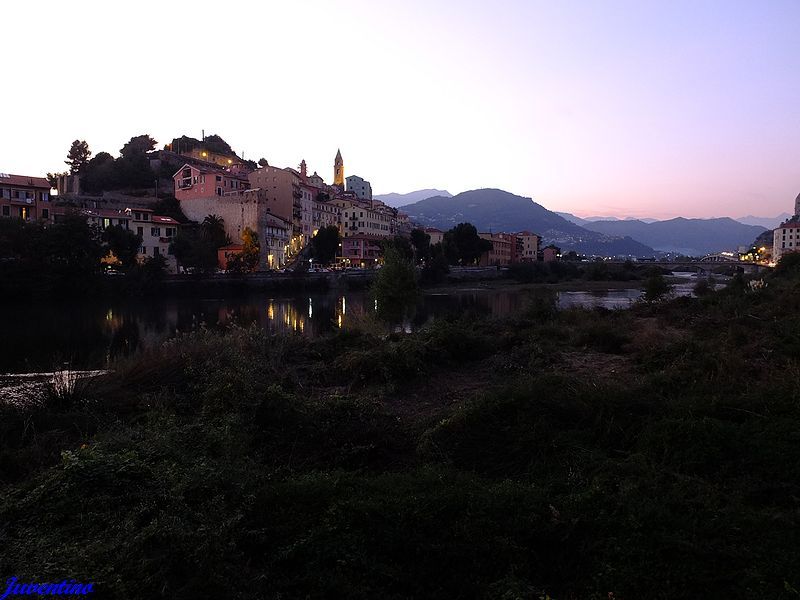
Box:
[576, 218, 766, 256]
[558, 211, 788, 232]
[397, 188, 770, 256]
[399, 189, 656, 256]
[375, 189, 452, 208]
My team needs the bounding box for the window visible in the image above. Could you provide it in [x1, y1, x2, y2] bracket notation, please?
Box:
[165, 227, 175, 237]
[216, 176, 222, 182]
[140, 246, 147, 255]
[42, 209, 49, 219]
[154, 247, 160, 256]
[137, 227, 143, 236]
[2, 206, 9, 216]
[151, 227, 161, 237]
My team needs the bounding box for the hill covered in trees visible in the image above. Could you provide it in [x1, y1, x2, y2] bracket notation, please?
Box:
[401, 188, 656, 256]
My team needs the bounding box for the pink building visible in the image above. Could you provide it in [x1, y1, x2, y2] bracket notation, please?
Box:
[173, 163, 249, 201]
[341, 234, 383, 267]
[540, 245, 560, 262]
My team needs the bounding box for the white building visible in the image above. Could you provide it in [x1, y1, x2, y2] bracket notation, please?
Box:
[129, 208, 179, 273]
[264, 214, 291, 269]
[346, 175, 372, 201]
[773, 220, 800, 264]
[334, 198, 397, 239]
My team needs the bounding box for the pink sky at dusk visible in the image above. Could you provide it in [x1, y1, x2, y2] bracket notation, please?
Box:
[2, 0, 799, 219]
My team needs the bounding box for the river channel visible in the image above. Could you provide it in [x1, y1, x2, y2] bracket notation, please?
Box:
[0, 277, 702, 376]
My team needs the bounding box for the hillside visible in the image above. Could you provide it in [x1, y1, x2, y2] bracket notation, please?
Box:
[375, 189, 452, 208]
[582, 217, 766, 256]
[401, 189, 656, 256]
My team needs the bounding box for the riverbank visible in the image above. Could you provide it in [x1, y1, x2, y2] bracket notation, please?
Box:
[1, 264, 797, 598]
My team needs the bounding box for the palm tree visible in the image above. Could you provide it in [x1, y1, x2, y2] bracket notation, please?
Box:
[201, 214, 229, 247]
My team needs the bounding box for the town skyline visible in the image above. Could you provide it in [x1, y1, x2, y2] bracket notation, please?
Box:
[4, 0, 800, 219]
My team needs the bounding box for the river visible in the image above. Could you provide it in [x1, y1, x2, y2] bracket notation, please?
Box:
[0, 276, 702, 376]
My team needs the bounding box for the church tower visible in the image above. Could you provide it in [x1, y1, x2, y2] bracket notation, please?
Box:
[795, 191, 800, 217]
[333, 149, 344, 188]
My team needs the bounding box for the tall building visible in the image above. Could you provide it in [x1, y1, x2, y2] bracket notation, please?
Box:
[333, 149, 344, 188]
[346, 175, 372, 201]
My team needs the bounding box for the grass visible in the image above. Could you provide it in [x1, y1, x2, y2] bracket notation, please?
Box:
[2, 266, 800, 598]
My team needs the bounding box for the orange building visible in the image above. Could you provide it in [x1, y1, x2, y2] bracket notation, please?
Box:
[479, 232, 513, 266]
[0, 173, 53, 222]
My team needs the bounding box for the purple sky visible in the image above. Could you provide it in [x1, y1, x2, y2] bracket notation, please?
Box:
[3, 0, 799, 218]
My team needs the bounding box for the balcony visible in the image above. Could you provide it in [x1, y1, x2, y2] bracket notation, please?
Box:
[177, 179, 193, 189]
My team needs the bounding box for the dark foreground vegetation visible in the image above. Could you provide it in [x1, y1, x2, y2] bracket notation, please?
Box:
[1, 261, 799, 599]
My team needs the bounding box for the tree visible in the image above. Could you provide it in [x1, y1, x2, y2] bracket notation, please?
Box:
[45, 172, 64, 189]
[410, 229, 431, 264]
[257, 158, 269, 167]
[201, 214, 229, 248]
[421, 242, 449, 284]
[383, 236, 413, 261]
[170, 229, 217, 273]
[120, 134, 157, 159]
[151, 197, 187, 223]
[372, 246, 419, 323]
[311, 225, 340, 265]
[228, 228, 260, 273]
[102, 225, 142, 271]
[82, 152, 117, 192]
[642, 269, 672, 302]
[202, 134, 234, 156]
[65, 140, 91, 174]
[443, 223, 492, 265]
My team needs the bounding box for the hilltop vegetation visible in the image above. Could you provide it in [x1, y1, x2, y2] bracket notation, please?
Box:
[2, 263, 800, 598]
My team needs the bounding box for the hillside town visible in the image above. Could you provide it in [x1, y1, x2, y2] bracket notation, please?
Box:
[0, 134, 561, 275]
[3, 133, 796, 278]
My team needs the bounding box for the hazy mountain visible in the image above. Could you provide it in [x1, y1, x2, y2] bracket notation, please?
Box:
[375, 189, 452, 208]
[557, 212, 658, 225]
[401, 189, 655, 256]
[555, 212, 589, 226]
[735, 213, 791, 229]
[581, 217, 766, 256]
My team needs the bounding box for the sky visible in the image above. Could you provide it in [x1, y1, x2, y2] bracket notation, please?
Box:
[4, 0, 799, 219]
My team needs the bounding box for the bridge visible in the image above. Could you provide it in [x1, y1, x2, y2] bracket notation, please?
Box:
[606, 260, 771, 276]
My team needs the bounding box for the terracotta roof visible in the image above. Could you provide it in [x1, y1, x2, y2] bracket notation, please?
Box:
[0, 173, 50, 188]
[152, 215, 179, 225]
[778, 222, 800, 229]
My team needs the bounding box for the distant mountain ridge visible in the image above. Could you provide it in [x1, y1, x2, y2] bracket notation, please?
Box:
[375, 189, 452, 208]
[581, 218, 766, 256]
[400, 189, 656, 256]
[735, 213, 791, 229]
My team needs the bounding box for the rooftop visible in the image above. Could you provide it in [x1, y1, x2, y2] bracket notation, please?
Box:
[0, 173, 51, 189]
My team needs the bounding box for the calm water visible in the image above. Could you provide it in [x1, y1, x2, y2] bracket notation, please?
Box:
[0, 278, 700, 375]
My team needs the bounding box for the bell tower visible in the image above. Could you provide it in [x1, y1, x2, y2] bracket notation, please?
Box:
[333, 149, 344, 188]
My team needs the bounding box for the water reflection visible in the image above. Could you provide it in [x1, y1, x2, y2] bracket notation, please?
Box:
[0, 281, 704, 374]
